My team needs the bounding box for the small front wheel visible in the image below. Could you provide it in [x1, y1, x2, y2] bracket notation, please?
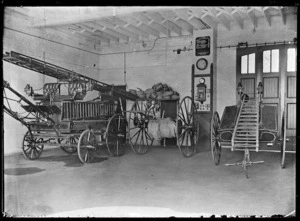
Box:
[22, 130, 44, 160]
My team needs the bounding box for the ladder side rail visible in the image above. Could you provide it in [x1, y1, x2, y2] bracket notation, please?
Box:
[3, 105, 30, 128]
[231, 95, 246, 151]
[256, 99, 260, 151]
[3, 81, 56, 125]
[4, 51, 139, 101]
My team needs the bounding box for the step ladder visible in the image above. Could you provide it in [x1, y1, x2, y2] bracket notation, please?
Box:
[231, 98, 259, 152]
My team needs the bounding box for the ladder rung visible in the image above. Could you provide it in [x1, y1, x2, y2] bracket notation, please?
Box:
[236, 133, 257, 136]
[238, 121, 257, 123]
[234, 143, 257, 146]
[235, 136, 257, 138]
[233, 143, 257, 146]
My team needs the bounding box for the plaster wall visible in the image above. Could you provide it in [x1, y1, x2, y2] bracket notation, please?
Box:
[3, 11, 101, 155]
[3, 10, 297, 155]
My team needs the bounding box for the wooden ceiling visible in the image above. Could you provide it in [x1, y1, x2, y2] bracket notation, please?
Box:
[6, 7, 298, 46]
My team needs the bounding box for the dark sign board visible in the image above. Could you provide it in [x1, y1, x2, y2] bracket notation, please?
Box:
[195, 36, 210, 56]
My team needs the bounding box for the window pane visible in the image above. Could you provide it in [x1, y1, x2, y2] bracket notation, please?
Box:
[271, 49, 279, 72]
[263, 50, 270, 73]
[241, 55, 247, 74]
[248, 53, 255, 73]
[287, 48, 296, 72]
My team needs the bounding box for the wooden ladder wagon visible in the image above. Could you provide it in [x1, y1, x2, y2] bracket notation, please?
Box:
[3, 51, 139, 164]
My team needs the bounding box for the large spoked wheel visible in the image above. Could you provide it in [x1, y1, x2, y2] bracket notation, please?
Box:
[77, 129, 97, 164]
[177, 96, 197, 158]
[59, 136, 78, 154]
[211, 111, 221, 165]
[280, 111, 286, 169]
[106, 114, 127, 157]
[128, 99, 154, 155]
[22, 130, 44, 160]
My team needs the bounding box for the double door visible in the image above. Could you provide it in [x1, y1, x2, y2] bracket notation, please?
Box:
[237, 44, 296, 137]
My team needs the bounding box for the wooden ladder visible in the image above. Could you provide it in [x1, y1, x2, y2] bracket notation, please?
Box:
[232, 98, 259, 152]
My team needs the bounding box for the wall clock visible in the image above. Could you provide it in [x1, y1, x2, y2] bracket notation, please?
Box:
[196, 58, 208, 70]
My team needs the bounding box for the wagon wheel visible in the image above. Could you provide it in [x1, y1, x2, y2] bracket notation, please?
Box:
[59, 136, 79, 154]
[77, 129, 97, 164]
[177, 96, 197, 158]
[280, 111, 286, 169]
[128, 99, 154, 155]
[106, 113, 127, 157]
[211, 111, 221, 165]
[22, 130, 44, 160]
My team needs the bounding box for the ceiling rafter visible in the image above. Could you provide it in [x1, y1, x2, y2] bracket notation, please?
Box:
[96, 19, 139, 41]
[146, 11, 182, 35]
[230, 8, 244, 29]
[187, 7, 217, 30]
[134, 12, 170, 37]
[31, 7, 171, 28]
[245, 7, 257, 28]
[173, 8, 206, 30]
[262, 7, 272, 27]
[83, 22, 129, 42]
[78, 23, 119, 42]
[218, 7, 244, 30]
[215, 10, 231, 30]
[64, 25, 107, 44]
[275, 6, 286, 25]
[201, 7, 230, 30]
[110, 17, 149, 39]
[158, 11, 193, 34]
[50, 27, 101, 46]
[123, 16, 160, 38]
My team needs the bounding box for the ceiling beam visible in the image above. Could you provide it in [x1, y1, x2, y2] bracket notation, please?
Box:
[277, 7, 287, 25]
[110, 17, 149, 39]
[57, 26, 103, 45]
[79, 23, 120, 42]
[133, 12, 169, 37]
[217, 7, 243, 30]
[230, 8, 244, 29]
[123, 16, 160, 38]
[158, 11, 193, 34]
[49, 27, 101, 46]
[200, 8, 229, 30]
[83, 22, 129, 41]
[146, 12, 182, 35]
[148, 20, 170, 36]
[215, 11, 231, 30]
[261, 7, 272, 27]
[71, 24, 110, 44]
[173, 8, 207, 30]
[96, 19, 139, 41]
[245, 7, 257, 28]
[31, 7, 172, 28]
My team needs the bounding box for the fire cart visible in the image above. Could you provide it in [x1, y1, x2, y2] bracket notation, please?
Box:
[210, 82, 288, 178]
[3, 51, 139, 164]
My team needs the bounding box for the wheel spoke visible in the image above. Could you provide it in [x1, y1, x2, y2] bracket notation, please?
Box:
[134, 130, 141, 146]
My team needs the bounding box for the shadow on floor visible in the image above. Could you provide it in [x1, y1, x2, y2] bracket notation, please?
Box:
[37, 154, 109, 167]
[4, 167, 46, 176]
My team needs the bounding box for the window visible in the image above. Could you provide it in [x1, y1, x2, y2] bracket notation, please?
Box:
[263, 49, 279, 73]
[287, 48, 297, 72]
[241, 53, 255, 74]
